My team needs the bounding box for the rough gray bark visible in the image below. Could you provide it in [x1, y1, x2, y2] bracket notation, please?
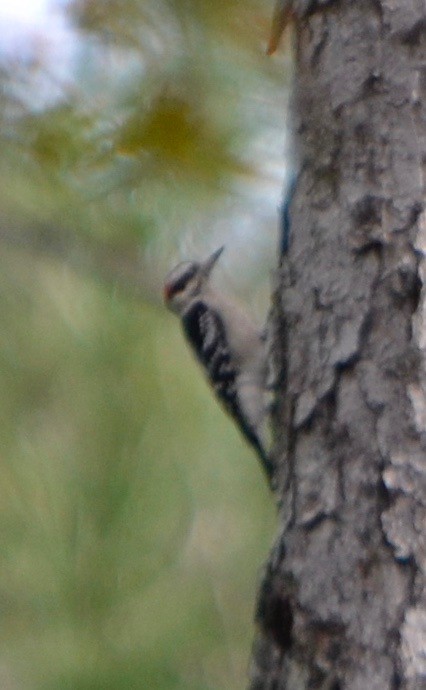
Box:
[251, 0, 426, 688]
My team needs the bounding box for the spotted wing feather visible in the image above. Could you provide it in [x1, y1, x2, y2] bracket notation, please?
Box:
[182, 301, 236, 406]
[182, 301, 271, 476]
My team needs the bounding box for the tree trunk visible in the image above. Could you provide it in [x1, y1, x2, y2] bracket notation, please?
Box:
[251, 1, 426, 688]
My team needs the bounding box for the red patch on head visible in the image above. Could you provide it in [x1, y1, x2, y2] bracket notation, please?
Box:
[163, 283, 173, 301]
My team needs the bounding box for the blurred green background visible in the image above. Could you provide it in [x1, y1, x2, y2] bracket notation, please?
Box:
[0, 1, 291, 687]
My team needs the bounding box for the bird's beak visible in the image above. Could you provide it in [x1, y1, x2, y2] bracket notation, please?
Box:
[201, 246, 225, 276]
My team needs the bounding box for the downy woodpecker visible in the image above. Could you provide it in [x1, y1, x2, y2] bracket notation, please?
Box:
[164, 247, 273, 483]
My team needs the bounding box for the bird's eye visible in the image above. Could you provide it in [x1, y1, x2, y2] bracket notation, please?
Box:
[164, 265, 197, 301]
[172, 267, 197, 293]
[171, 275, 190, 293]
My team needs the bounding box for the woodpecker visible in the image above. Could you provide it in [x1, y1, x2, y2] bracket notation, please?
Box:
[164, 247, 273, 483]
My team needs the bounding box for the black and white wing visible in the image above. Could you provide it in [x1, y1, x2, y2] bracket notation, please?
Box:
[182, 300, 272, 478]
[183, 300, 236, 406]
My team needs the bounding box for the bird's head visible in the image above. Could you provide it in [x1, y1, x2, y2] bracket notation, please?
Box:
[164, 246, 224, 314]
